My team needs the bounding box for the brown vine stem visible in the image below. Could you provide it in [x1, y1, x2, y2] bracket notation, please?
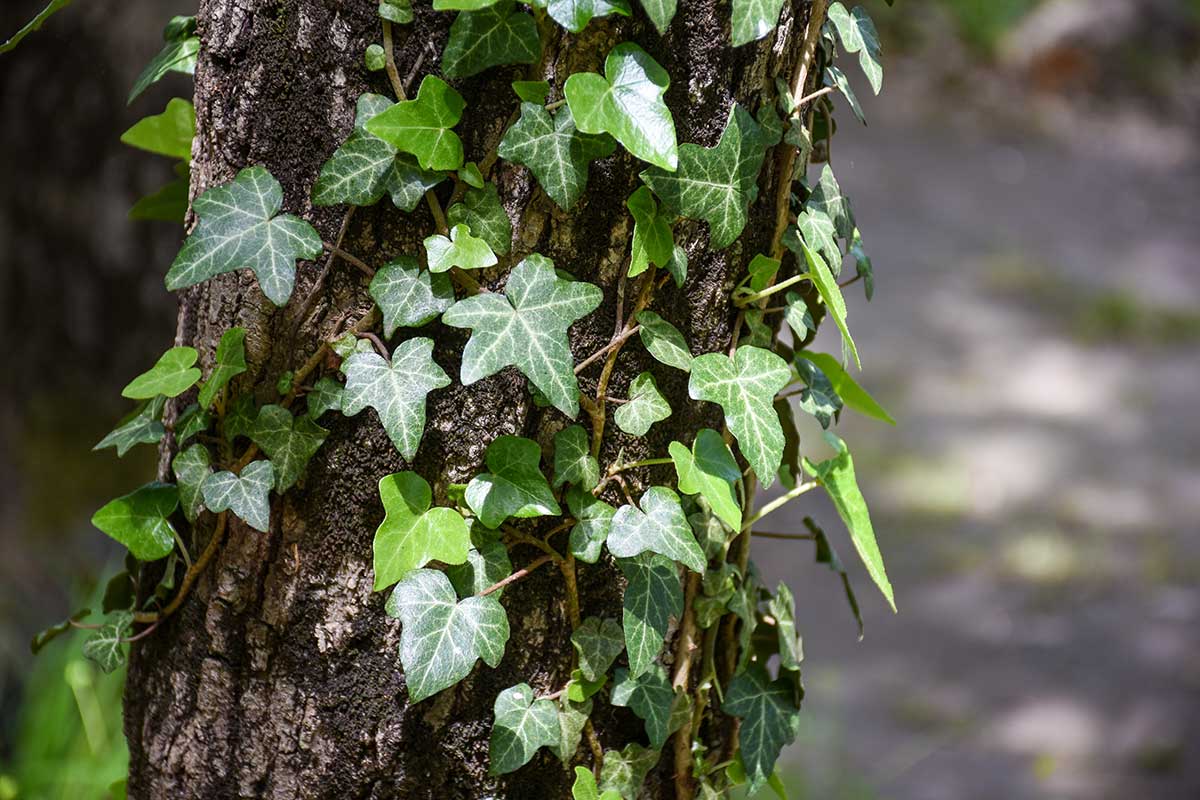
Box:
[747, 530, 817, 541]
[574, 324, 641, 375]
[321, 240, 374, 277]
[295, 207, 356, 337]
[478, 553, 556, 597]
[588, 274, 655, 458]
[671, 570, 702, 798]
[132, 512, 228, 625]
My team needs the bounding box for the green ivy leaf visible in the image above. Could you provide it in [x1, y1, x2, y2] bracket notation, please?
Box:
[571, 616, 625, 682]
[722, 665, 802, 791]
[803, 432, 894, 610]
[365, 43, 386, 71]
[306, 376, 345, 420]
[94, 397, 165, 457]
[442, 1, 540, 79]
[498, 103, 616, 210]
[611, 665, 680, 748]
[640, 104, 767, 249]
[568, 669, 607, 702]
[465, 435, 560, 528]
[175, 403, 210, 446]
[513, 80, 550, 104]
[573, 768, 622, 800]
[768, 581, 803, 671]
[223, 394, 257, 441]
[626, 186, 674, 277]
[550, 697, 593, 763]
[665, 243, 688, 287]
[459, 162, 485, 188]
[783, 292, 814, 341]
[489, 683, 560, 774]
[120, 98, 194, 161]
[443, 254, 602, 416]
[313, 94, 447, 211]
[370, 257, 456, 335]
[798, 351, 893, 424]
[599, 743, 660, 799]
[827, 2, 883, 94]
[341, 339, 451, 460]
[197, 327, 247, 409]
[365, 76, 467, 171]
[564, 43, 678, 170]
[127, 16, 199, 104]
[248, 405, 328, 491]
[670, 429, 741, 531]
[172, 444, 211, 523]
[688, 346, 790, 486]
[535, 0, 631, 33]
[373, 471, 471, 590]
[202, 461, 274, 533]
[387, 569, 509, 702]
[620, 553, 682, 677]
[446, 522, 512, 597]
[121, 346, 201, 400]
[637, 310, 693, 372]
[553, 425, 600, 491]
[808, 164, 854, 240]
[637, 0, 677, 34]
[129, 165, 190, 223]
[795, 238, 860, 368]
[91, 483, 179, 561]
[1, 0, 74, 54]
[567, 486, 615, 563]
[424, 224, 498, 273]
[614, 372, 671, 436]
[730, 0, 786, 47]
[793, 209, 840, 278]
[823, 64, 866, 125]
[446, 183, 513, 255]
[793, 356, 841, 429]
[165, 167, 322, 306]
[379, 0, 413, 23]
[82, 612, 132, 674]
[609, 487, 706, 572]
[849, 227, 874, 300]
[433, 0, 502, 8]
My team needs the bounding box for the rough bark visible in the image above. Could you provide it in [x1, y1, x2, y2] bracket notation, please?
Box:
[124, 2, 809, 797]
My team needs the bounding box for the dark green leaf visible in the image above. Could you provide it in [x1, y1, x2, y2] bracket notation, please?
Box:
[94, 397, 166, 457]
[370, 257, 456, 335]
[554, 424, 600, 491]
[722, 665, 802, 791]
[572, 616, 625, 682]
[248, 405, 328, 491]
[446, 183, 513, 255]
[627, 186, 674, 276]
[442, 1, 540, 79]
[202, 461, 274, 533]
[197, 327, 247, 409]
[619, 553, 681, 677]
[489, 683, 560, 774]
[498, 103, 615, 210]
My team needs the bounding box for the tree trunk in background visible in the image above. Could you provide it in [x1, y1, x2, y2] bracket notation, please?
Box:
[123, 1, 808, 797]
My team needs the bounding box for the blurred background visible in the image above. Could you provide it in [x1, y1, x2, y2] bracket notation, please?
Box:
[0, 0, 1197, 798]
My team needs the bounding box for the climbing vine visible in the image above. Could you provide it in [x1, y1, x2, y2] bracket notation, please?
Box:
[18, 0, 897, 796]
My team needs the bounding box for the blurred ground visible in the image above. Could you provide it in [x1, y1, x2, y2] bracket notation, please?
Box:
[1, 1, 1198, 798]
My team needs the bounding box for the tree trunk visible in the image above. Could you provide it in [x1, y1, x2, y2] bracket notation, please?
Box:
[124, 2, 810, 797]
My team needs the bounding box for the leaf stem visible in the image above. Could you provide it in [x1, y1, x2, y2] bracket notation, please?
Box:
[740, 482, 819, 531]
[321, 241, 374, 276]
[735, 272, 812, 306]
[133, 511, 228, 625]
[478, 553, 556, 597]
[671, 571, 701, 798]
[380, 20, 406, 101]
[574, 324, 641, 375]
[747, 530, 817, 541]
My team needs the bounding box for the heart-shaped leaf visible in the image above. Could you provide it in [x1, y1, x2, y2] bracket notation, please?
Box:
[567, 485, 615, 563]
[373, 471, 471, 590]
[202, 461, 274, 533]
[91, 482, 180, 561]
[670, 428, 741, 531]
[619, 553, 682, 677]
[611, 665, 682, 748]
[627, 186, 674, 276]
[248, 404, 328, 491]
[553, 424, 600, 491]
[424, 224, 497, 273]
[120, 97, 194, 161]
[498, 103, 615, 210]
[172, 444, 211, 523]
[442, 1, 540, 79]
[637, 0, 677, 34]
[370, 257, 456, 335]
[637, 310, 692, 372]
[365, 76, 467, 171]
[446, 183, 513, 255]
[721, 664, 802, 791]
[489, 683, 560, 774]
[571, 616, 625, 682]
[121, 346, 201, 400]
[609, 486, 706, 572]
[534, 0, 631, 32]
[465, 435, 560, 528]
[730, 0, 786, 47]
[614, 371, 671, 436]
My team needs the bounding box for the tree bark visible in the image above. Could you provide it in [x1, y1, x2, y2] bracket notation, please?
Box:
[124, 2, 810, 797]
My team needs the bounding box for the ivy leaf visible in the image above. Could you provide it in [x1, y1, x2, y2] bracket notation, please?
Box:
[442, 1, 540, 79]
[798, 351, 893, 424]
[370, 257, 456, 335]
[553, 425, 600, 491]
[94, 397, 165, 457]
[341, 338, 450, 460]
[443, 254, 602, 416]
[120, 98, 194, 161]
[641, 104, 767, 249]
[823, 64, 866, 125]
[424, 224, 497, 273]
[827, 2, 883, 94]
[313, 94, 446, 210]
[637, 311, 692, 372]
[513, 80, 550, 104]
[670, 429, 741, 531]
[627, 186, 674, 277]
[91, 482, 179, 561]
[465, 435, 560, 528]
[175, 403, 210, 446]
[792, 209, 840, 278]
[129, 165, 190, 223]
[767, 581, 803, 671]
[379, 0, 414, 23]
[808, 164, 854, 239]
[536, 0, 631, 33]
[793, 356, 842, 429]
[197, 327, 247, 409]
[614, 372, 671, 436]
[688, 346, 791, 486]
[498, 103, 616, 210]
[172, 444, 211, 523]
[611, 666, 679, 748]
[433, 0, 503, 8]
[82, 613, 133, 674]
[202, 461, 274, 533]
[784, 292, 814, 342]
[446, 522, 512, 597]
[121, 346, 201, 400]
[849, 227, 874, 300]
[567, 486, 614, 563]
[446, 183, 513, 255]
[459, 162, 485, 188]
[637, 0, 677, 34]
[666, 243, 688, 287]
[722, 665, 802, 791]
[165, 167, 322, 306]
[609, 487, 706, 572]
[599, 743, 660, 799]
[564, 43, 678, 170]
[1, 0, 74, 54]
[489, 683, 560, 774]
[620, 553, 682, 677]
[571, 616, 625, 682]
[730, 0, 786, 47]
[803, 432, 894, 610]
[127, 16, 199, 104]
[306, 376, 345, 420]
[795, 238, 861, 368]
[550, 697, 593, 763]
[373, 471, 471, 590]
[387, 569, 509, 703]
[247, 405, 328, 491]
[223, 394, 257, 441]
[365, 76, 467, 171]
